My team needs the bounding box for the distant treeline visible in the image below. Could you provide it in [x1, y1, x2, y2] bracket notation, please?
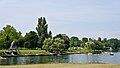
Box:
[0, 17, 120, 53]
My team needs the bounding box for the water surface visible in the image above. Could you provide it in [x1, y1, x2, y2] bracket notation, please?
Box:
[0, 52, 120, 65]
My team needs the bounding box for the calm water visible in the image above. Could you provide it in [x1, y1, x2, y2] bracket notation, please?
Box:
[0, 52, 120, 65]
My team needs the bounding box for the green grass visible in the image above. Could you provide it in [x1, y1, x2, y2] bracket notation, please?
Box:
[0, 50, 6, 56]
[0, 50, 49, 56]
[19, 50, 49, 55]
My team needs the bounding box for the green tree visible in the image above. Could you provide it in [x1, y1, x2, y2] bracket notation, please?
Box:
[0, 25, 22, 49]
[42, 38, 53, 51]
[18, 37, 25, 47]
[82, 37, 88, 43]
[48, 31, 52, 38]
[98, 37, 102, 41]
[50, 38, 65, 53]
[107, 38, 120, 52]
[85, 41, 96, 50]
[93, 40, 104, 50]
[54, 34, 70, 50]
[24, 31, 38, 49]
[36, 17, 49, 48]
[70, 36, 81, 47]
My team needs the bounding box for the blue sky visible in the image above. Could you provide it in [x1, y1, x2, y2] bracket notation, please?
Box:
[0, 0, 120, 39]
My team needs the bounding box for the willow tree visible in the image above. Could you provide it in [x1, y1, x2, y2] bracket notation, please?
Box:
[36, 17, 49, 48]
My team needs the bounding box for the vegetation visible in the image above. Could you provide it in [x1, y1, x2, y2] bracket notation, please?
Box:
[24, 31, 38, 49]
[19, 50, 48, 55]
[0, 25, 22, 49]
[0, 17, 120, 55]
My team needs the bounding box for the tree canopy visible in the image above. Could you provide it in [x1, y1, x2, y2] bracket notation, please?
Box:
[0, 25, 22, 49]
[0, 17, 120, 53]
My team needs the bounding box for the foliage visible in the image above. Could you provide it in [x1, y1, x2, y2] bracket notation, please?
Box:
[54, 34, 70, 50]
[0, 17, 120, 54]
[85, 41, 96, 50]
[50, 38, 65, 53]
[42, 37, 66, 53]
[70, 36, 81, 47]
[48, 31, 52, 38]
[98, 37, 102, 41]
[82, 37, 88, 43]
[42, 38, 53, 51]
[24, 31, 38, 49]
[36, 17, 50, 48]
[107, 38, 120, 51]
[17, 37, 25, 48]
[0, 25, 22, 49]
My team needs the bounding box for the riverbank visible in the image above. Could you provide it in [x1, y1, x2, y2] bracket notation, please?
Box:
[0, 49, 103, 57]
[0, 64, 120, 68]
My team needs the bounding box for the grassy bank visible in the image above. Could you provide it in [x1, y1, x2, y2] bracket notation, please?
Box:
[0, 50, 49, 56]
[0, 64, 120, 68]
[19, 50, 49, 55]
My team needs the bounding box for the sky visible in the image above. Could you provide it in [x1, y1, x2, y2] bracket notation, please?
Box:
[0, 0, 120, 39]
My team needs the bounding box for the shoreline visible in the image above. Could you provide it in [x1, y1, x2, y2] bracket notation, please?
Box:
[1, 52, 82, 57]
[1, 51, 116, 57]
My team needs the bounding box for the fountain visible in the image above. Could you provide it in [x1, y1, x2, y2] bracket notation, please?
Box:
[5, 40, 20, 56]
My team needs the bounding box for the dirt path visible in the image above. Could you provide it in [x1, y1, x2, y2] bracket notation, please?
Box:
[0, 64, 120, 68]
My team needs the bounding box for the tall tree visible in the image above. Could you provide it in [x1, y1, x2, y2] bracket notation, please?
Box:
[36, 17, 49, 48]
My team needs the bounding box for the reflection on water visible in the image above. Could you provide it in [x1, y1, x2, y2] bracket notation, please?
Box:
[0, 52, 120, 65]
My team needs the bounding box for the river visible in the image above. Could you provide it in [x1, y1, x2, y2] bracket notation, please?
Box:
[0, 52, 120, 65]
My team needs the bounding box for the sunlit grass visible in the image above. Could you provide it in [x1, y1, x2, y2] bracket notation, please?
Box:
[19, 50, 49, 55]
[1, 64, 120, 68]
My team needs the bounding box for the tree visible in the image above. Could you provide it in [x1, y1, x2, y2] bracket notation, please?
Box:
[42, 38, 66, 53]
[50, 38, 65, 53]
[102, 38, 107, 42]
[36, 17, 49, 48]
[93, 40, 104, 50]
[85, 41, 96, 50]
[24, 31, 38, 49]
[98, 37, 102, 41]
[70, 36, 81, 47]
[0, 25, 22, 49]
[107, 38, 120, 52]
[18, 37, 25, 47]
[48, 31, 52, 38]
[89, 38, 93, 41]
[54, 34, 70, 50]
[42, 38, 53, 51]
[82, 37, 88, 43]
